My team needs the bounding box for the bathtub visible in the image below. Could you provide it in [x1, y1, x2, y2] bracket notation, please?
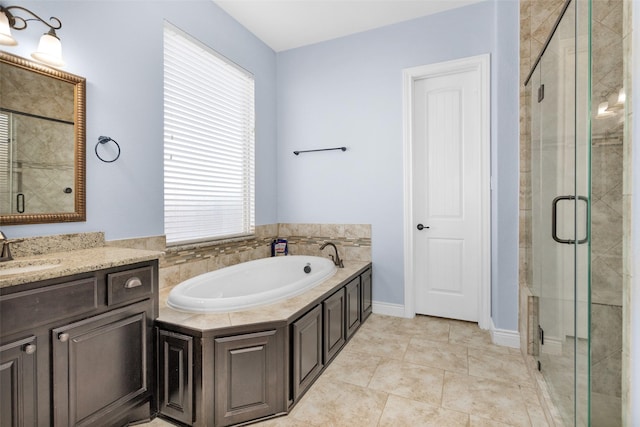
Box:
[167, 255, 338, 313]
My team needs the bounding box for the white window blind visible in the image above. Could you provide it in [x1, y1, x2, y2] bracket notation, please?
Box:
[163, 23, 255, 245]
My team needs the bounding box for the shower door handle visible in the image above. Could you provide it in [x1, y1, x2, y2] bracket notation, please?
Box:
[552, 195, 588, 244]
[16, 193, 24, 213]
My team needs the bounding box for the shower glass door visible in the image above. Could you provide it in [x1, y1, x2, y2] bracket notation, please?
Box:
[527, 0, 591, 424]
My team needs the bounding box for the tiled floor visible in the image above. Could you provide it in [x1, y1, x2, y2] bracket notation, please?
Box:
[142, 314, 549, 427]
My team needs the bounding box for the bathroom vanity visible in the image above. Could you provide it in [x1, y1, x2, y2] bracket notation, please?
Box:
[0, 247, 161, 427]
[156, 262, 372, 427]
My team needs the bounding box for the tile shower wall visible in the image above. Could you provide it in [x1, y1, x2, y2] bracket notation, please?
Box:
[518, 0, 566, 355]
[12, 116, 75, 213]
[621, 0, 633, 423]
[590, 2, 625, 423]
[108, 223, 371, 291]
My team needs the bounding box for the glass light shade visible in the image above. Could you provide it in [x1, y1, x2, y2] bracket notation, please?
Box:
[0, 11, 17, 46]
[31, 32, 65, 68]
[596, 102, 615, 119]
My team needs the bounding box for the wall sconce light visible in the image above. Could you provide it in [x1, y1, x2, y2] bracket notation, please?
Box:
[0, 5, 65, 67]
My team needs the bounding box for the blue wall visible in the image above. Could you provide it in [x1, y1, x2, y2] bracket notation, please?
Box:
[276, 0, 520, 330]
[3, 0, 279, 239]
[2, 0, 521, 331]
[492, 0, 520, 329]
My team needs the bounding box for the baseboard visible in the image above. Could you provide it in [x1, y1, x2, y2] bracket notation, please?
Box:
[371, 306, 523, 349]
[372, 301, 406, 318]
[490, 319, 521, 348]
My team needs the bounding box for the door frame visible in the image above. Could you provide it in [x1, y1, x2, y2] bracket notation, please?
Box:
[402, 54, 491, 329]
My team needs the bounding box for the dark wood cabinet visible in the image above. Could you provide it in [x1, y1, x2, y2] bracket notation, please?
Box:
[214, 329, 285, 427]
[158, 329, 194, 425]
[323, 289, 345, 363]
[52, 304, 149, 426]
[0, 336, 37, 427]
[361, 268, 372, 321]
[0, 259, 158, 427]
[345, 278, 361, 339]
[292, 305, 323, 400]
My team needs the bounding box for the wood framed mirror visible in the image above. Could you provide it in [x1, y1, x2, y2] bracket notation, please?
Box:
[0, 51, 85, 225]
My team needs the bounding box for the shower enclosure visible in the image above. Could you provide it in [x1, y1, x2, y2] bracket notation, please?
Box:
[524, 0, 625, 424]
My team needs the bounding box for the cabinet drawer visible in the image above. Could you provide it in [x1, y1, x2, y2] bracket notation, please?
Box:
[0, 277, 98, 336]
[108, 266, 153, 306]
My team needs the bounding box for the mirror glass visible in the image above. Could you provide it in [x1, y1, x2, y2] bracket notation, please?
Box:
[0, 51, 85, 225]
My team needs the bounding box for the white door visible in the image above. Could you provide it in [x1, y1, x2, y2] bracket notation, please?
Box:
[411, 65, 484, 322]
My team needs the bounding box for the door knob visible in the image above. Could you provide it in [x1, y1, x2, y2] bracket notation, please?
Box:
[417, 224, 430, 230]
[58, 333, 70, 342]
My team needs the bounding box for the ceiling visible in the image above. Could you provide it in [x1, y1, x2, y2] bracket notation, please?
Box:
[214, 0, 485, 52]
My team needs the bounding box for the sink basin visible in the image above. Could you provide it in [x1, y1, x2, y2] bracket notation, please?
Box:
[0, 258, 62, 276]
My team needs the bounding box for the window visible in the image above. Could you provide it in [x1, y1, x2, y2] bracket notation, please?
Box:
[0, 113, 10, 210]
[163, 23, 255, 245]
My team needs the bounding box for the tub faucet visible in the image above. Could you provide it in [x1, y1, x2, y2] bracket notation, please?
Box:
[320, 242, 344, 268]
[0, 231, 13, 262]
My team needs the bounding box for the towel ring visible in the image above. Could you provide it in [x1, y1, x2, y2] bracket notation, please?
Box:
[95, 136, 121, 163]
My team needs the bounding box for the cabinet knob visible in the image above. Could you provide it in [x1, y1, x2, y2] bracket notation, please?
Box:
[124, 277, 143, 289]
[23, 344, 36, 354]
[58, 333, 70, 342]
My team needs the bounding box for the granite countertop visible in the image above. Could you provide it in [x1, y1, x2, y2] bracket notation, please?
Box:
[0, 246, 164, 289]
[157, 260, 371, 332]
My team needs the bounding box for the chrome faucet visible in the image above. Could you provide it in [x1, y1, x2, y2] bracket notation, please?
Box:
[319, 242, 344, 268]
[0, 231, 13, 262]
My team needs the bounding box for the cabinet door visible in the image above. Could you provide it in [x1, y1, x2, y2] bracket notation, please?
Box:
[292, 305, 323, 400]
[361, 269, 373, 321]
[0, 336, 37, 427]
[158, 329, 193, 425]
[345, 278, 361, 339]
[52, 305, 150, 427]
[323, 289, 345, 363]
[214, 329, 285, 427]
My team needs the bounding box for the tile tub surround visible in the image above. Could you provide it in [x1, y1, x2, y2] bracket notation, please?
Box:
[142, 314, 547, 427]
[278, 223, 372, 263]
[114, 223, 372, 290]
